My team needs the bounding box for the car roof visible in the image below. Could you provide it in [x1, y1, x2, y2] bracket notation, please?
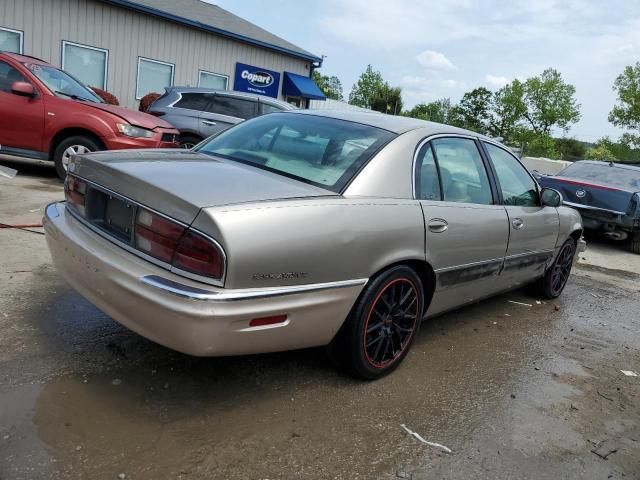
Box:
[0, 51, 50, 65]
[166, 86, 293, 108]
[288, 108, 486, 136]
[572, 160, 640, 172]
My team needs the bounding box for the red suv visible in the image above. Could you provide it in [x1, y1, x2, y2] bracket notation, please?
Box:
[0, 52, 179, 178]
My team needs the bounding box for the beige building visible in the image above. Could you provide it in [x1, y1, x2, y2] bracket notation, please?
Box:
[0, 0, 324, 108]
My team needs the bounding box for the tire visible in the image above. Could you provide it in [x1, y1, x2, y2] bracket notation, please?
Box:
[53, 136, 102, 180]
[535, 239, 576, 299]
[629, 232, 640, 254]
[328, 265, 424, 380]
[179, 135, 202, 149]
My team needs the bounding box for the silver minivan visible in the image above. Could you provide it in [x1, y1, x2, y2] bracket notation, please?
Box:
[148, 87, 293, 148]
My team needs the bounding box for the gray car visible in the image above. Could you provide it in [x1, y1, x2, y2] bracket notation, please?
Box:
[44, 110, 585, 379]
[148, 87, 293, 148]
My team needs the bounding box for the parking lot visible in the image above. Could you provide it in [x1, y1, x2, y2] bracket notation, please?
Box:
[1, 157, 639, 480]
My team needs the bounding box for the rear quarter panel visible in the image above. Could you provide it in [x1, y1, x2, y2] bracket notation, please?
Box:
[192, 198, 426, 289]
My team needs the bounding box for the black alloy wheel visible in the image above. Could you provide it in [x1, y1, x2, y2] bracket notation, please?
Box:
[328, 265, 424, 380]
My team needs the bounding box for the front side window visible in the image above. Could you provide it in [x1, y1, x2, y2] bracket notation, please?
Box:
[0, 27, 23, 54]
[208, 96, 256, 119]
[136, 57, 174, 99]
[415, 142, 441, 200]
[484, 142, 539, 206]
[25, 63, 103, 102]
[195, 113, 396, 192]
[431, 138, 493, 205]
[0, 60, 27, 93]
[198, 70, 228, 90]
[62, 41, 108, 89]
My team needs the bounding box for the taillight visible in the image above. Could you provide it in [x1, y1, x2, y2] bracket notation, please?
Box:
[173, 230, 224, 279]
[134, 207, 224, 280]
[64, 176, 87, 216]
[135, 208, 185, 263]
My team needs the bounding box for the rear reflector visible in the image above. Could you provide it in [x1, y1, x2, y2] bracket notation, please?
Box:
[249, 315, 288, 327]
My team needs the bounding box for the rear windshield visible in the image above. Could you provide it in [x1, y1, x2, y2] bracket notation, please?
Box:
[195, 113, 396, 192]
[559, 162, 640, 191]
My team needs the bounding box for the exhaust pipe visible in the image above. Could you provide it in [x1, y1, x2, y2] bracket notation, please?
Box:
[603, 231, 628, 241]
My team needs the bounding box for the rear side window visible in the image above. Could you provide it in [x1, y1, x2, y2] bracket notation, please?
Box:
[261, 103, 285, 114]
[484, 142, 539, 206]
[173, 92, 212, 111]
[208, 96, 256, 119]
[431, 138, 493, 205]
[195, 113, 396, 192]
[0, 60, 27, 93]
[415, 143, 441, 200]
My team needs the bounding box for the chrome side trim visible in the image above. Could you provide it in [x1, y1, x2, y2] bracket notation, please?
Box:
[140, 275, 369, 302]
[563, 201, 626, 216]
[434, 256, 504, 273]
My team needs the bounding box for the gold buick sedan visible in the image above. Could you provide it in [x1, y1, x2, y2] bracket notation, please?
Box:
[44, 110, 584, 379]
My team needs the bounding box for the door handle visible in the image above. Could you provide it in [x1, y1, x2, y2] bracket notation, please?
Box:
[202, 120, 217, 126]
[512, 218, 524, 230]
[428, 218, 448, 233]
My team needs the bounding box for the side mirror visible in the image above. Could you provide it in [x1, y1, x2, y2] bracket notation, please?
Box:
[541, 188, 563, 208]
[11, 81, 36, 98]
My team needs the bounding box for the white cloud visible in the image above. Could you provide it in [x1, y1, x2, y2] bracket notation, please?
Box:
[485, 74, 509, 88]
[416, 50, 456, 71]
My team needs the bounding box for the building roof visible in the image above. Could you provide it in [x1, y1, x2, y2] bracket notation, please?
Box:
[102, 0, 322, 63]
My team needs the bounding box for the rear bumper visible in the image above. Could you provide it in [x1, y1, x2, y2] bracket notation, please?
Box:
[43, 202, 365, 356]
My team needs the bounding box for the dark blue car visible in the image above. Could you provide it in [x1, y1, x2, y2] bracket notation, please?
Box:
[538, 161, 640, 254]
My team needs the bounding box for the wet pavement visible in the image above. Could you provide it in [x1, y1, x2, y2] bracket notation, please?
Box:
[1, 161, 639, 479]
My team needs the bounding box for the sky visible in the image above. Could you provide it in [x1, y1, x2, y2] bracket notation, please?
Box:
[209, 0, 640, 143]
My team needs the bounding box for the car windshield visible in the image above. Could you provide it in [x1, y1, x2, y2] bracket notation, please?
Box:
[24, 63, 103, 103]
[195, 113, 396, 192]
[559, 162, 640, 191]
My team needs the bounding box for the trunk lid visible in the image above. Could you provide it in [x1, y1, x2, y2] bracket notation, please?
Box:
[542, 175, 635, 214]
[70, 149, 335, 224]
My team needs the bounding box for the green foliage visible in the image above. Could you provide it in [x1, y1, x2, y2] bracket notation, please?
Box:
[405, 98, 463, 126]
[554, 137, 587, 161]
[584, 145, 617, 161]
[312, 70, 343, 101]
[369, 83, 403, 114]
[609, 62, 640, 133]
[457, 87, 492, 132]
[593, 137, 640, 163]
[487, 80, 526, 142]
[522, 68, 581, 134]
[348, 65, 385, 108]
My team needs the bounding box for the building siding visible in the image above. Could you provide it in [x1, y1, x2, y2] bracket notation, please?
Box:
[0, 0, 310, 107]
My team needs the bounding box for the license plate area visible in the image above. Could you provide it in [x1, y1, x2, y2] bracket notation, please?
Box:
[85, 189, 135, 243]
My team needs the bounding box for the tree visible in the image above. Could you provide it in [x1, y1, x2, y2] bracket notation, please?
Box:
[348, 65, 384, 108]
[369, 83, 403, 114]
[487, 79, 526, 142]
[457, 87, 492, 132]
[609, 62, 640, 147]
[406, 98, 460, 125]
[585, 145, 617, 161]
[312, 70, 343, 101]
[554, 137, 587, 161]
[522, 68, 581, 134]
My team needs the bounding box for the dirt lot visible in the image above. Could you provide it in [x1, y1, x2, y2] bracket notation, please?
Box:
[1, 157, 639, 480]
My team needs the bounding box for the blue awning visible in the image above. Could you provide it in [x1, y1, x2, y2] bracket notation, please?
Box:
[282, 72, 326, 100]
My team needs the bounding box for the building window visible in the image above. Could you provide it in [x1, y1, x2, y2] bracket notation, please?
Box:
[198, 70, 228, 90]
[61, 41, 108, 89]
[136, 57, 174, 99]
[0, 27, 23, 54]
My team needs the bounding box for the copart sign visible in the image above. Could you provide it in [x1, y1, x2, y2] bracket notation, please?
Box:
[233, 62, 281, 98]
